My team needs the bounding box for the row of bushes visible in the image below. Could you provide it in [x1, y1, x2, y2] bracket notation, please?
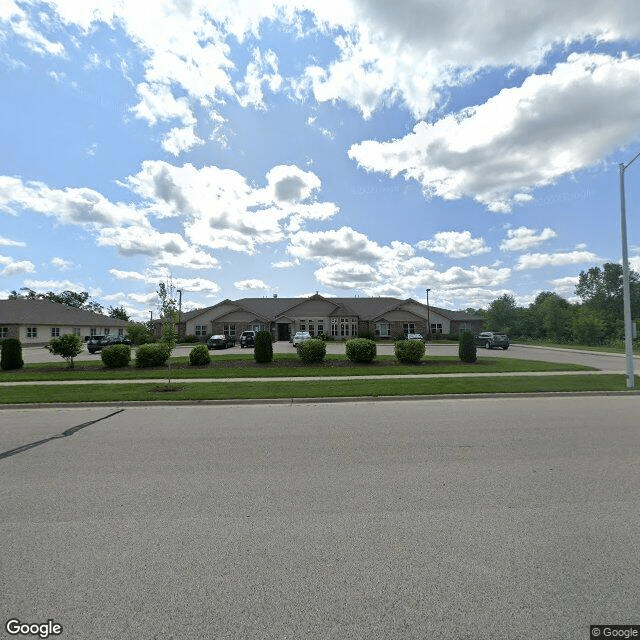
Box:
[1, 332, 478, 371]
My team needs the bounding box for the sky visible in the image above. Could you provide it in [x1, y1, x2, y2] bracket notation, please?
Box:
[2, 0, 640, 320]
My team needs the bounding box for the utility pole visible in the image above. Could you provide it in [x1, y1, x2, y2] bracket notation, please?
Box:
[619, 151, 640, 389]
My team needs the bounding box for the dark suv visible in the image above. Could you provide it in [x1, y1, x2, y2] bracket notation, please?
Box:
[87, 334, 132, 354]
[474, 332, 510, 350]
[239, 331, 256, 348]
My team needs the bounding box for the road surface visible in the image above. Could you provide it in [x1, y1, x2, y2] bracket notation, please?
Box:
[1, 398, 638, 639]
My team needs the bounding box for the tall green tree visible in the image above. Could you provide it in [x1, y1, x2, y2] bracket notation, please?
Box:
[484, 294, 518, 333]
[108, 305, 130, 321]
[9, 288, 104, 314]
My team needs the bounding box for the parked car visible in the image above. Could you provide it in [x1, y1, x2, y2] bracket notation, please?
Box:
[292, 331, 312, 347]
[474, 331, 510, 350]
[239, 331, 256, 348]
[87, 334, 132, 354]
[406, 333, 425, 341]
[206, 334, 236, 350]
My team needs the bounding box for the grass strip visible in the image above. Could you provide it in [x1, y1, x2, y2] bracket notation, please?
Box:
[2, 375, 636, 405]
[0, 356, 594, 382]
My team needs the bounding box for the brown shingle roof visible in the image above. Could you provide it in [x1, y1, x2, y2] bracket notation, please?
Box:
[0, 299, 128, 326]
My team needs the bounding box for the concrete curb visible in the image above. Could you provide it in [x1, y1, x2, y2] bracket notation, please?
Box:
[2, 389, 640, 410]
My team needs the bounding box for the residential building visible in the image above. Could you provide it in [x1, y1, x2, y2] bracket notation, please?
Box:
[183, 295, 483, 341]
[0, 299, 128, 345]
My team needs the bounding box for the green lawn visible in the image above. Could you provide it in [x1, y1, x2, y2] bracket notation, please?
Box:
[0, 354, 594, 382]
[1, 375, 637, 405]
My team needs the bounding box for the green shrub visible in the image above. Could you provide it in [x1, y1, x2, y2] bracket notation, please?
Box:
[394, 339, 426, 364]
[358, 331, 376, 341]
[189, 344, 211, 366]
[345, 338, 377, 363]
[297, 338, 326, 364]
[135, 343, 170, 368]
[1, 338, 24, 371]
[254, 331, 273, 363]
[101, 344, 131, 368]
[458, 331, 477, 363]
[180, 334, 201, 344]
[47, 333, 84, 368]
[125, 321, 155, 345]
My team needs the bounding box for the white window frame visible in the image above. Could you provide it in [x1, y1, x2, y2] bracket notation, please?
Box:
[27, 327, 37, 338]
[375, 322, 390, 337]
[195, 325, 207, 337]
[51, 327, 60, 337]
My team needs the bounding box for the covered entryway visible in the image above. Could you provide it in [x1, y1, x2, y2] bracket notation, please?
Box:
[277, 322, 291, 341]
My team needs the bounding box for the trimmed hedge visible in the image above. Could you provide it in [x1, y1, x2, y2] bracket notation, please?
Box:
[297, 338, 326, 364]
[189, 344, 211, 366]
[135, 343, 170, 368]
[458, 331, 477, 363]
[101, 344, 131, 368]
[345, 338, 377, 364]
[254, 331, 274, 363]
[394, 339, 426, 364]
[1, 338, 23, 371]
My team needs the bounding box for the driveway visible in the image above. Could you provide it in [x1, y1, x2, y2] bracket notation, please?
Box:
[19, 341, 639, 372]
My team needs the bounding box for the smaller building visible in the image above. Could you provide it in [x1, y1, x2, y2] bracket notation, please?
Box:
[182, 295, 483, 341]
[0, 299, 128, 346]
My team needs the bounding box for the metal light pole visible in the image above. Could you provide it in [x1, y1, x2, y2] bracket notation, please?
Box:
[619, 151, 640, 389]
[426, 288, 431, 341]
[177, 289, 183, 339]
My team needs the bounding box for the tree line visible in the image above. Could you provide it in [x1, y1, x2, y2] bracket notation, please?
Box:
[469, 263, 640, 345]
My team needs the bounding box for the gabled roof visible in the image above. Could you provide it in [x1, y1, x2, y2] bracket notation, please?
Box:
[0, 299, 128, 326]
[184, 295, 483, 323]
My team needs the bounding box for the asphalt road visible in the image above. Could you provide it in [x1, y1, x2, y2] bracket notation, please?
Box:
[1, 398, 639, 639]
[19, 341, 640, 372]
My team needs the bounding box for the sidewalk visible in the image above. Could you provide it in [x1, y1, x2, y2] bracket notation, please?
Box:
[0, 370, 626, 387]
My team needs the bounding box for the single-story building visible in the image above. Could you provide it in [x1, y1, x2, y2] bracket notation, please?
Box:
[182, 295, 484, 341]
[0, 299, 128, 346]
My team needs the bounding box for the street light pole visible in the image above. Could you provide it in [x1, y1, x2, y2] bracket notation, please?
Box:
[619, 151, 640, 389]
[177, 289, 183, 339]
[426, 288, 431, 341]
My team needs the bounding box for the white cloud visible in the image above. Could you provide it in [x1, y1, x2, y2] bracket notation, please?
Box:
[348, 53, 640, 211]
[51, 257, 72, 271]
[234, 279, 269, 291]
[417, 231, 490, 258]
[271, 259, 298, 269]
[0, 255, 35, 276]
[550, 275, 579, 298]
[0, 235, 26, 247]
[515, 250, 599, 271]
[0, 176, 147, 227]
[22, 278, 86, 291]
[126, 160, 338, 255]
[109, 269, 147, 281]
[161, 124, 205, 156]
[131, 82, 196, 127]
[236, 47, 282, 109]
[500, 227, 557, 251]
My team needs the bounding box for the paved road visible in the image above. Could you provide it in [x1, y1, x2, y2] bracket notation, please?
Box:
[19, 342, 640, 372]
[1, 398, 639, 639]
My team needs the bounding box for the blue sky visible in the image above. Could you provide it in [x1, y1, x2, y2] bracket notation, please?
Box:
[1, 1, 640, 320]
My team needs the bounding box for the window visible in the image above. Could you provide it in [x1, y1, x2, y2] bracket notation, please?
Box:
[300, 322, 306, 331]
[317, 322, 324, 335]
[249, 323, 264, 333]
[375, 322, 390, 337]
[430, 323, 443, 334]
[224, 324, 237, 336]
[104, 328, 110, 335]
[73, 327, 81, 336]
[331, 318, 339, 337]
[403, 323, 415, 335]
[27, 327, 37, 338]
[118, 328, 124, 337]
[195, 325, 207, 337]
[308, 321, 314, 336]
[90, 328, 98, 337]
[51, 327, 60, 337]
[0, 327, 8, 338]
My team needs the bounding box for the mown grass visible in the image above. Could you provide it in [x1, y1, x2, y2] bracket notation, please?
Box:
[1, 375, 636, 405]
[0, 354, 594, 382]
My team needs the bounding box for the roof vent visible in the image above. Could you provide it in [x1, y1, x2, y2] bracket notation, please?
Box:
[273, 293, 278, 298]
